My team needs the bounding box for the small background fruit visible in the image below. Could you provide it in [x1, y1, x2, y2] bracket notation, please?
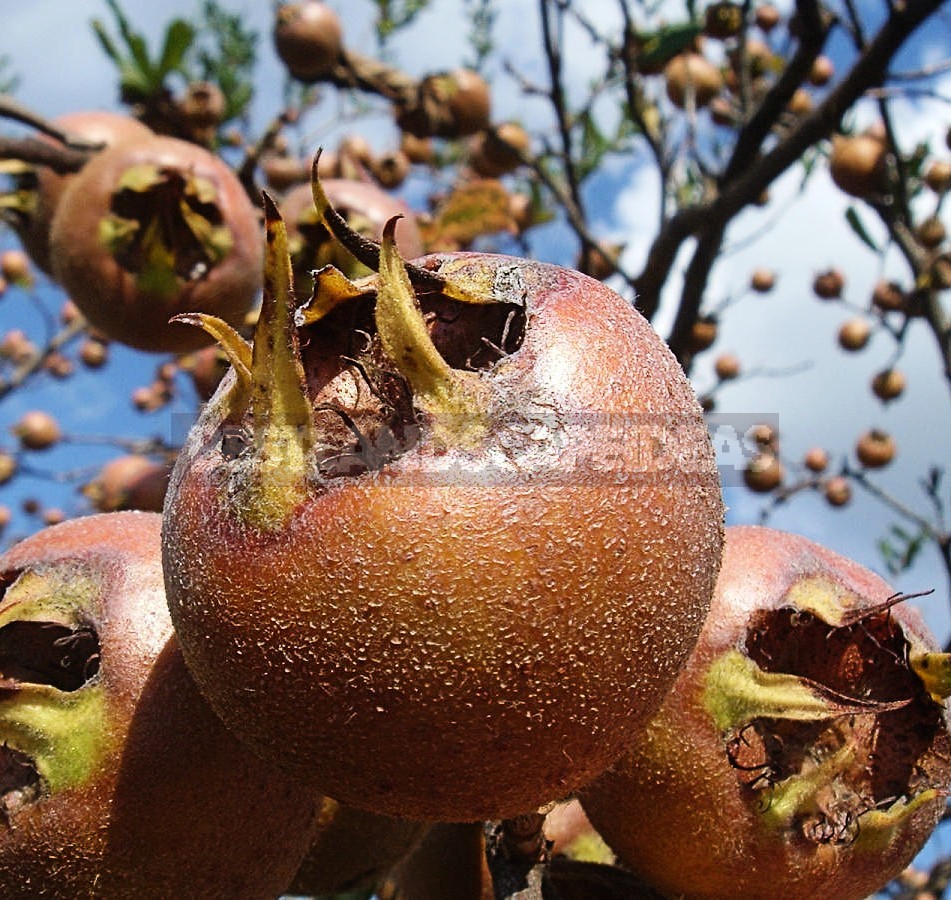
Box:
[273, 0, 344, 82]
[49, 135, 262, 353]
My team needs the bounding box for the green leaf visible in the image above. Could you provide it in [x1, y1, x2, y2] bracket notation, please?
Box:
[90, 19, 123, 65]
[878, 523, 927, 575]
[157, 19, 196, 78]
[633, 23, 703, 71]
[845, 206, 880, 253]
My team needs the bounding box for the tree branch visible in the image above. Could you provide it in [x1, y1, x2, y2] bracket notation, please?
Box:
[633, 0, 945, 322]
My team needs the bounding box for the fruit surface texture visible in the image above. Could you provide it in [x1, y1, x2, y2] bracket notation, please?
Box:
[581, 525, 951, 900]
[0, 512, 318, 898]
[162, 192, 724, 821]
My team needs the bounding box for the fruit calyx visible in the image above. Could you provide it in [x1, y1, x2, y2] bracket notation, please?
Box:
[100, 163, 234, 297]
[182, 177, 524, 532]
[375, 218, 492, 448]
[706, 577, 951, 849]
[0, 160, 38, 231]
[0, 567, 110, 814]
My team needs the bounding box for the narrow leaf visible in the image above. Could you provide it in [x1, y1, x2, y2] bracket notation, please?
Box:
[845, 206, 880, 253]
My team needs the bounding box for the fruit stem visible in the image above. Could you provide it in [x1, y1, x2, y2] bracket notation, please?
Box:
[235, 193, 316, 531]
[375, 218, 491, 447]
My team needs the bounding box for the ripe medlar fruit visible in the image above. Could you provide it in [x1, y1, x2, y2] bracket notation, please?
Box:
[0, 512, 319, 897]
[162, 177, 724, 821]
[49, 136, 262, 353]
[582, 526, 951, 900]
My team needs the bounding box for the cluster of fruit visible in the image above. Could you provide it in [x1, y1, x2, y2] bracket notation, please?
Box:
[0, 2, 949, 898]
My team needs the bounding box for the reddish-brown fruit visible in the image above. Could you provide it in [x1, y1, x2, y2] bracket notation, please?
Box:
[162, 199, 724, 821]
[0, 330, 36, 363]
[79, 339, 109, 369]
[932, 254, 951, 291]
[579, 243, 622, 281]
[443, 69, 492, 136]
[582, 526, 951, 900]
[809, 56, 835, 86]
[786, 88, 813, 116]
[824, 475, 852, 507]
[399, 70, 492, 138]
[337, 135, 374, 174]
[371, 150, 411, 190]
[803, 447, 829, 473]
[0, 506, 9, 530]
[872, 279, 906, 313]
[273, 0, 344, 82]
[508, 192, 534, 233]
[131, 385, 163, 412]
[665, 52, 723, 108]
[0, 453, 16, 485]
[924, 160, 951, 194]
[59, 300, 82, 325]
[749, 422, 779, 450]
[469, 122, 531, 178]
[838, 318, 871, 351]
[182, 345, 230, 401]
[1, 112, 153, 275]
[177, 81, 227, 143]
[916, 217, 946, 249]
[744, 452, 783, 492]
[755, 4, 781, 30]
[689, 315, 718, 352]
[830, 132, 888, 198]
[49, 136, 262, 353]
[0, 513, 319, 897]
[871, 368, 906, 402]
[750, 268, 775, 293]
[43, 352, 73, 379]
[813, 268, 845, 300]
[856, 429, 896, 468]
[728, 39, 774, 78]
[0, 250, 32, 285]
[12, 410, 61, 451]
[82, 455, 172, 513]
[714, 352, 741, 380]
[40, 508, 66, 526]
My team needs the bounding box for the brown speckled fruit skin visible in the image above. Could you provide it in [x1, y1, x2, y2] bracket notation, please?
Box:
[18, 112, 154, 275]
[0, 512, 318, 899]
[163, 253, 724, 821]
[49, 136, 262, 353]
[581, 525, 951, 900]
